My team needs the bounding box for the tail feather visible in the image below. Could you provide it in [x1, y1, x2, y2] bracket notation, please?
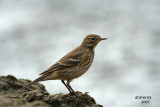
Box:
[19, 76, 44, 91]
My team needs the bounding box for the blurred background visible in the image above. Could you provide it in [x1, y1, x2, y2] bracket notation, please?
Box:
[0, 0, 160, 107]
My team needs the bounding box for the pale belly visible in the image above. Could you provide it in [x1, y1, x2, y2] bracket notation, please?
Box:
[55, 67, 90, 80]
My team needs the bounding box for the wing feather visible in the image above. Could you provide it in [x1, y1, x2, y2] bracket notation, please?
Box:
[39, 50, 85, 75]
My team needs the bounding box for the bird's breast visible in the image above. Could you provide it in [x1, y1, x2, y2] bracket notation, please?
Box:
[76, 50, 94, 76]
[55, 50, 95, 80]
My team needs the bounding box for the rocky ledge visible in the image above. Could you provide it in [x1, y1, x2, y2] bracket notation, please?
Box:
[0, 75, 103, 107]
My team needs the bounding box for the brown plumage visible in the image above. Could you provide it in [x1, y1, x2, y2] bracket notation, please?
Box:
[20, 34, 107, 97]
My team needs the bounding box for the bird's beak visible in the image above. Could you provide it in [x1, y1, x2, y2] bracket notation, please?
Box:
[100, 38, 107, 41]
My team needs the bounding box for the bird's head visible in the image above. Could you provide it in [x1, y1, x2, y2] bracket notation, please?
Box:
[81, 34, 107, 49]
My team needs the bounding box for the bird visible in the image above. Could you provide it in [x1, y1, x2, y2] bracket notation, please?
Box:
[20, 34, 107, 97]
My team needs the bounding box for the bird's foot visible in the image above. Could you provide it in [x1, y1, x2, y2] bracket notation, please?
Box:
[62, 91, 83, 98]
[70, 91, 83, 98]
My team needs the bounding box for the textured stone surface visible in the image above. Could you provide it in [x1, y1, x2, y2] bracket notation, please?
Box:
[0, 75, 103, 107]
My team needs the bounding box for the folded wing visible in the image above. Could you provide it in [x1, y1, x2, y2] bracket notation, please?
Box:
[40, 50, 85, 75]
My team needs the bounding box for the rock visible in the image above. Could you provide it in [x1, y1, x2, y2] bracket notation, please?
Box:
[0, 75, 103, 107]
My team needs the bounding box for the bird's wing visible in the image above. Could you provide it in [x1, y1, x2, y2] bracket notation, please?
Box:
[39, 50, 85, 75]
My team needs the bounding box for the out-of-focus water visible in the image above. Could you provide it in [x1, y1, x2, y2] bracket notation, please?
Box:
[0, 0, 160, 107]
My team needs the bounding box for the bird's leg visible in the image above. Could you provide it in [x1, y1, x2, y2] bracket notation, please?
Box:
[67, 83, 79, 97]
[61, 80, 73, 94]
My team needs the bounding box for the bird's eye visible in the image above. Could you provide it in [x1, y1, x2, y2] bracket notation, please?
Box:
[91, 37, 95, 40]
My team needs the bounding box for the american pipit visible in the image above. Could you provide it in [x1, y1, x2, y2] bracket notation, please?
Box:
[20, 34, 107, 97]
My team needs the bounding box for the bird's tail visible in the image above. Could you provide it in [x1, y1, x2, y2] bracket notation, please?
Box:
[19, 75, 45, 91]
